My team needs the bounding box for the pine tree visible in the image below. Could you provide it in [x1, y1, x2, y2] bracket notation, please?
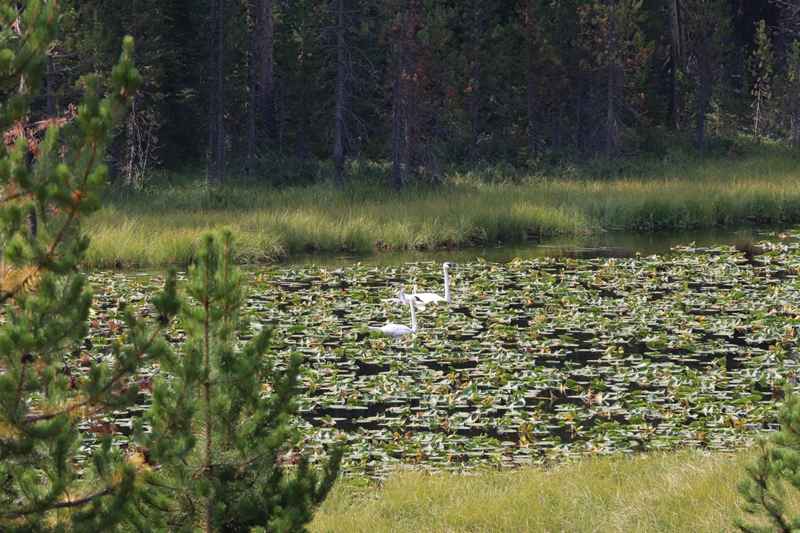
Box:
[577, 0, 651, 155]
[139, 231, 342, 532]
[749, 20, 774, 141]
[785, 40, 800, 148]
[681, 0, 731, 152]
[207, 0, 225, 184]
[332, 0, 349, 186]
[737, 388, 800, 533]
[0, 1, 181, 530]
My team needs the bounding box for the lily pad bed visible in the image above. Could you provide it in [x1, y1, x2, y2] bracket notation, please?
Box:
[84, 232, 800, 477]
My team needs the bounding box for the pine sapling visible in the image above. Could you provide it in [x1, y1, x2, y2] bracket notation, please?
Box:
[140, 231, 342, 532]
[738, 388, 800, 532]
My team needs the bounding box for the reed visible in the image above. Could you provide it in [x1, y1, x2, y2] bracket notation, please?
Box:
[85, 149, 800, 268]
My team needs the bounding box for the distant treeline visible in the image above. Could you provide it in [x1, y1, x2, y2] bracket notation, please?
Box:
[40, 1, 800, 185]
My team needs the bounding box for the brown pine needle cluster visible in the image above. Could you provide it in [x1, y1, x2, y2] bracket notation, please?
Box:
[0, 262, 40, 299]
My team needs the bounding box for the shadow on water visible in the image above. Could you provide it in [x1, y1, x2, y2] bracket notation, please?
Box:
[284, 225, 783, 268]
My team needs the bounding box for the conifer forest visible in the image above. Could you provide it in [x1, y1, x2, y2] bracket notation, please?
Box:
[41, 0, 800, 184]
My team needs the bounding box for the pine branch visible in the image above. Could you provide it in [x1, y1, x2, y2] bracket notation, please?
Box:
[0, 141, 97, 305]
[23, 323, 166, 424]
[754, 463, 791, 533]
[12, 353, 30, 421]
[0, 189, 32, 204]
[3, 484, 116, 519]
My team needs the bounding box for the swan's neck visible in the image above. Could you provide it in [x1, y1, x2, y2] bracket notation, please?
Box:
[409, 299, 418, 332]
[443, 266, 451, 303]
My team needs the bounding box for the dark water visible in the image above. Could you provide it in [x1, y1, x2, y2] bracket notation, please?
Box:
[285, 225, 784, 268]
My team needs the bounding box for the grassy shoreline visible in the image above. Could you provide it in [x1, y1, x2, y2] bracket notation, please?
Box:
[310, 449, 789, 532]
[86, 149, 800, 268]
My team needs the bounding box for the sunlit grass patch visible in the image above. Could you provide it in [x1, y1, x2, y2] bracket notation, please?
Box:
[85, 150, 800, 268]
[311, 450, 798, 533]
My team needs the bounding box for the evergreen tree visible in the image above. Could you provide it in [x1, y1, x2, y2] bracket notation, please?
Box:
[783, 40, 800, 147]
[737, 388, 800, 533]
[749, 19, 775, 140]
[15, 0, 798, 178]
[139, 231, 342, 532]
[681, 0, 731, 152]
[387, 0, 418, 189]
[276, 0, 326, 161]
[332, 0, 350, 186]
[0, 1, 181, 530]
[577, 0, 651, 155]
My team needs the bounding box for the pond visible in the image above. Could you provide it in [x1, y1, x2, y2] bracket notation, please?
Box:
[285, 224, 776, 267]
[85, 225, 800, 477]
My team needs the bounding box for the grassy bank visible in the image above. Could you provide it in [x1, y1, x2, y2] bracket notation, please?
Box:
[310, 450, 792, 532]
[86, 147, 800, 268]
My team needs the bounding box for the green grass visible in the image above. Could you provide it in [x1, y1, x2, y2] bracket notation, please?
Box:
[310, 450, 793, 532]
[85, 146, 800, 268]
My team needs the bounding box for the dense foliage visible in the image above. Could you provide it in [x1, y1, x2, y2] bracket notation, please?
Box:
[0, 3, 340, 530]
[738, 389, 800, 533]
[47, 0, 800, 185]
[138, 232, 342, 531]
[0, 1, 172, 529]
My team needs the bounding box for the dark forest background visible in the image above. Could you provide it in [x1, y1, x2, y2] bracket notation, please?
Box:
[37, 1, 800, 187]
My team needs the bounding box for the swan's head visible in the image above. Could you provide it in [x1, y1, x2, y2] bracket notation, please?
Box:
[443, 262, 451, 271]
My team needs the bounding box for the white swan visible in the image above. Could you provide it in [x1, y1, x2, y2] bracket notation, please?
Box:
[382, 286, 411, 305]
[382, 286, 427, 310]
[369, 298, 417, 338]
[412, 262, 452, 305]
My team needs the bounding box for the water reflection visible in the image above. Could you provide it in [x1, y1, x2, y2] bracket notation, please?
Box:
[286, 225, 784, 267]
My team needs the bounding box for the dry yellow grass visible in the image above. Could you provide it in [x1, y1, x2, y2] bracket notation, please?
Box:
[311, 450, 798, 533]
[84, 150, 800, 268]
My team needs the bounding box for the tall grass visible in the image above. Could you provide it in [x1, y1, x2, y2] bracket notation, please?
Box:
[310, 450, 794, 532]
[85, 148, 800, 268]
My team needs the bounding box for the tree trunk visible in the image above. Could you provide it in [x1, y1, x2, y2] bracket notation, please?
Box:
[39, 53, 54, 232]
[333, 0, 346, 187]
[554, 103, 564, 152]
[695, 71, 711, 153]
[391, 64, 404, 189]
[214, 0, 225, 182]
[576, 77, 584, 152]
[605, 0, 620, 158]
[668, 0, 681, 130]
[295, 119, 310, 160]
[468, 0, 483, 160]
[525, 0, 536, 156]
[793, 108, 800, 148]
[246, 0, 257, 176]
[403, 0, 420, 181]
[45, 54, 55, 117]
[254, 0, 276, 143]
[391, 2, 419, 190]
[207, 0, 225, 185]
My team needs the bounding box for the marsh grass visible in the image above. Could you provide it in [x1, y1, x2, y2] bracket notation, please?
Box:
[86, 147, 800, 268]
[310, 450, 798, 533]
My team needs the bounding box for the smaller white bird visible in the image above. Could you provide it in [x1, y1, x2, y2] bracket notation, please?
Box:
[382, 286, 411, 304]
[383, 286, 427, 310]
[369, 298, 418, 338]
[412, 262, 452, 305]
